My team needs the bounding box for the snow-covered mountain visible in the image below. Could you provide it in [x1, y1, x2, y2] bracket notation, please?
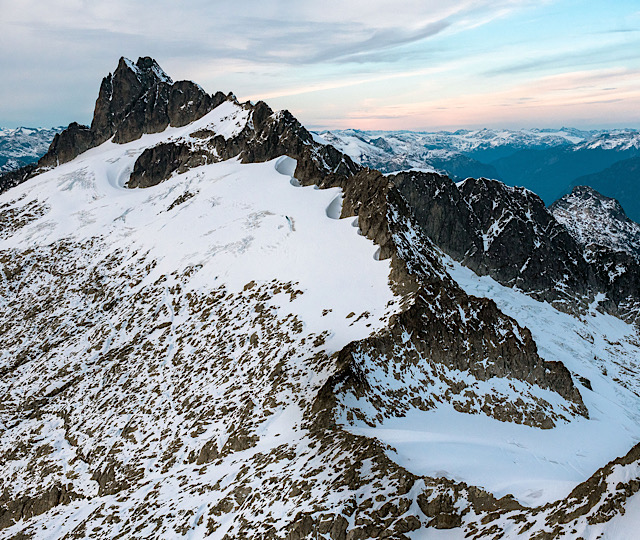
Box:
[552, 186, 640, 261]
[0, 126, 62, 173]
[1, 57, 640, 539]
[575, 131, 640, 151]
[317, 128, 640, 168]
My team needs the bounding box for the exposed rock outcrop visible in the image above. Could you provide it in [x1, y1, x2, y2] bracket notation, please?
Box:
[90, 57, 226, 145]
[551, 185, 640, 261]
[0, 484, 75, 530]
[38, 122, 93, 169]
[127, 103, 360, 188]
[391, 171, 482, 261]
[386, 171, 640, 324]
[304, 168, 588, 428]
[458, 177, 597, 307]
[0, 163, 37, 194]
[584, 245, 640, 324]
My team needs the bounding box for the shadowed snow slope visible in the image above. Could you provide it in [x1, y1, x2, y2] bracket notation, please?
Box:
[346, 258, 639, 506]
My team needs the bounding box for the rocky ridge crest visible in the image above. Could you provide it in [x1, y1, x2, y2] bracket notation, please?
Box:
[2, 57, 228, 186]
[384, 171, 640, 325]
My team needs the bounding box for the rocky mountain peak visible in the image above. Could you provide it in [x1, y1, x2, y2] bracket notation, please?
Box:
[28, 57, 227, 170]
[390, 172, 596, 310]
[89, 56, 174, 144]
[386, 171, 640, 324]
[120, 56, 173, 85]
[90, 56, 222, 145]
[554, 185, 628, 222]
[551, 185, 640, 262]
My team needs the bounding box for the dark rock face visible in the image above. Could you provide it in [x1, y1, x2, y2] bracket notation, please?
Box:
[91, 56, 173, 144]
[168, 81, 225, 128]
[549, 185, 640, 323]
[128, 141, 195, 188]
[585, 246, 640, 324]
[400, 288, 582, 405]
[91, 57, 226, 145]
[2, 57, 229, 193]
[458, 177, 597, 306]
[556, 185, 631, 222]
[387, 172, 639, 317]
[128, 101, 360, 189]
[331, 285, 587, 429]
[392, 171, 482, 261]
[0, 484, 74, 529]
[38, 122, 93, 169]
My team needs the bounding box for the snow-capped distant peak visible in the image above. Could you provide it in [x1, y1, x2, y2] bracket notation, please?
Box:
[551, 185, 640, 260]
[0, 126, 63, 174]
[576, 131, 640, 151]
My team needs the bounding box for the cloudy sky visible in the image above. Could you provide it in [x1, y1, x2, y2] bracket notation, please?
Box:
[2, 0, 640, 130]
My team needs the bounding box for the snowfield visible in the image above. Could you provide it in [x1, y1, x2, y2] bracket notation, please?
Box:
[0, 108, 399, 353]
[0, 103, 408, 538]
[344, 257, 640, 507]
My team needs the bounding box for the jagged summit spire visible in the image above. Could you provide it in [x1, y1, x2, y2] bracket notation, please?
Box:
[14, 55, 356, 192]
[37, 56, 228, 168]
[117, 56, 173, 85]
[91, 56, 196, 145]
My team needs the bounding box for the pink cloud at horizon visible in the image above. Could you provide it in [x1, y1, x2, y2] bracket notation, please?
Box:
[326, 69, 640, 131]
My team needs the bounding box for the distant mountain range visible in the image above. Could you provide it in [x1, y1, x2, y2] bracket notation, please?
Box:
[317, 128, 640, 221]
[3, 124, 639, 221]
[0, 126, 63, 173]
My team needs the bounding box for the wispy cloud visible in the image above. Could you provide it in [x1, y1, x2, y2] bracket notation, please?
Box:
[1, 0, 531, 66]
[484, 41, 640, 77]
[242, 63, 459, 101]
[333, 68, 640, 130]
[1, 0, 639, 130]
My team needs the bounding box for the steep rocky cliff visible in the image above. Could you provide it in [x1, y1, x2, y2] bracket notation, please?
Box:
[2, 57, 228, 187]
[384, 171, 640, 325]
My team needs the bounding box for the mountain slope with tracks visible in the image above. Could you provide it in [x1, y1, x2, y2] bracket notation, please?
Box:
[1, 57, 639, 540]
